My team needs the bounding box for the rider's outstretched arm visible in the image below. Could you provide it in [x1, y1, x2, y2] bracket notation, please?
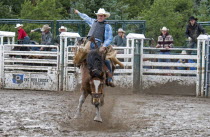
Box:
[75, 9, 94, 27]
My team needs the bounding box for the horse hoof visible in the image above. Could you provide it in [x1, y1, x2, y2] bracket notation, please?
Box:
[74, 112, 81, 119]
[74, 114, 81, 119]
[94, 116, 102, 122]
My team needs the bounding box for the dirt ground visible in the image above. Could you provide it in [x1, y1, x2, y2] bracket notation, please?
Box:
[0, 87, 210, 137]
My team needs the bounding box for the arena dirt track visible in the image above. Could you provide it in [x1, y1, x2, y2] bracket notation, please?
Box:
[0, 87, 210, 137]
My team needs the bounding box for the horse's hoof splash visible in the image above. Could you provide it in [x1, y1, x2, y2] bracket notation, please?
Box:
[94, 116, 102, 122]
[74, 111, 81, 119]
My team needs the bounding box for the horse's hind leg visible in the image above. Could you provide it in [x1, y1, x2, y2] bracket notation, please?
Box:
[74, 92, 88, 119]
[94, 106, 102, 122]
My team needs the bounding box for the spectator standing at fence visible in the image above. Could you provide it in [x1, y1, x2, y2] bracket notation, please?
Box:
[156, 27, 173, 69]
[112, 28, 126, 47]
[185, 16, 206, 54]
[15, 24, 30, 51]
[31, 24, 53, 51]
[54, 26, 67, 45]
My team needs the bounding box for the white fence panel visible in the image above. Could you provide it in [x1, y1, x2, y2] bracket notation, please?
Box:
[140, 46, 198, 92]
[3, 44, 59, 91]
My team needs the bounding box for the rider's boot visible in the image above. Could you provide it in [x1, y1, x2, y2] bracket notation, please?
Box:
[104, 60, 115, 87]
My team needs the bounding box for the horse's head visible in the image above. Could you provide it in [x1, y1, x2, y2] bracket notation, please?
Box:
[87, 49, 105, 106]
[89, 77, 104, 106]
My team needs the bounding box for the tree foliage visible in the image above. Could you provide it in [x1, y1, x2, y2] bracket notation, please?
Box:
[20, 0, 65, 20]
[141, 0, 193, 46]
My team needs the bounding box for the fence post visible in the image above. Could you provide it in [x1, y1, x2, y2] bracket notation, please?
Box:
[205, 38, 210, 97]
[126, 33, 145, 93]
[0, 36, 3, 88]
[59, 35, 64, 91]
[133, 39, 140, 93]
[201, 39, 206, 97]
[197, 35, 208, 97]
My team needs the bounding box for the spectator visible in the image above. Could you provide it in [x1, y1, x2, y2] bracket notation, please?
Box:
[177, 50, 196, 70]
[156, 27, 173, 69]
[31, 24, 53, 51]
[113, 28, 126, 47]
[15, 24, 30, 51]
[185, 16, 206, 54]
[54, 26, 67, 45]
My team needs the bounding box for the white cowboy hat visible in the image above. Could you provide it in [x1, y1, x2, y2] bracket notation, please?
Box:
[118, 28, 125, 33]
[41, 24, 51, 31]
[15, 24, 23, 28]
[181, 50, 187, 55]
[160, 26, 169, 31]
[95, 8, 110, 18]
[59, 26, 67, 31]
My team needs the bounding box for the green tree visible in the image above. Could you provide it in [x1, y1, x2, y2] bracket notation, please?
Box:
[196, 0, 210, 21]
[141, 0, 194, 46]
[0, 2, 17, 18]
[20, 0, 65, 20]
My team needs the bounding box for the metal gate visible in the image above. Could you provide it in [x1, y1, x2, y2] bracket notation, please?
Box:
[2, 44, 59, 91]
[205, 44, 210, 97]
[197, 35, 210, 97]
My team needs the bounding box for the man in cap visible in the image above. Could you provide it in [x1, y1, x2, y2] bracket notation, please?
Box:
[185, 16, 206, 54]
[14, 24, 30, 52]
[31, 24, 53, 51]
[15, 24, 30, 45]
[74, 8, 115, 87]
[113, 28, 126, 47]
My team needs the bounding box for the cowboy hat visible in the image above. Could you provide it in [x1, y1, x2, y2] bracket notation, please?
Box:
[189, 16, 198, 21]
[59, 26, 67, 31]
[181, 50, 187, 55]
[95, 8, 110, 18]
[15, 24, 23, 28]
[41, 24, 51, 31]
[160, 26, 169, 31]
[117, 28, 125, 33]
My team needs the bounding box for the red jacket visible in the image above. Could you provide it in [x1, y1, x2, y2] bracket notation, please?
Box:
[18, 28, 28, 40]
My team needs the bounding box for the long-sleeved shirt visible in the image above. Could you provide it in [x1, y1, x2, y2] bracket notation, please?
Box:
[157, 33, 173, 52]
[113, 35, 126, 47]
[17, 28, 28, 40]
[33, 28, 53, 45]
[185, 22, 205, 42]
[78, 12, 113, 47]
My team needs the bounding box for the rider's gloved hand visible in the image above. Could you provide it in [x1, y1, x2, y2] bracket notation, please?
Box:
[188, 37, 192, 41]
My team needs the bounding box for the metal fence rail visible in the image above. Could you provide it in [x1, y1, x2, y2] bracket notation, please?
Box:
[56, 20, 146, 36]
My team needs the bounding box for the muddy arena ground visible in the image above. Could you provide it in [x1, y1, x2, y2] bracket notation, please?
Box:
[0, 87, 210, 137]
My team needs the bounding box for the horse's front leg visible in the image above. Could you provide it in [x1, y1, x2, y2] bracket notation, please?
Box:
[94, 105, 102, 122]
[74, 92, 88, 119]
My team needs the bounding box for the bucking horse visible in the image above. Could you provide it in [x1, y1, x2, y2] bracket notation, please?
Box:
[74, 37, 113, 122]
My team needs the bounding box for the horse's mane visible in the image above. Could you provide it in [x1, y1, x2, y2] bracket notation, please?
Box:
[87, 49, 104, 79]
